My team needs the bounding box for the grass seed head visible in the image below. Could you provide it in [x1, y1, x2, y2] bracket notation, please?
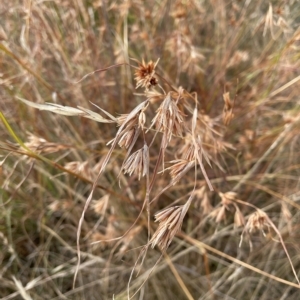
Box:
[134, 59, 159, 90]
[122, 145, 149, 180]
[234, 207, 245, 228]
[245, 210, 270, 234]
[23, 133, 67, 154]
[149, 93, 186, 147]
[150, 196, 193, 250]
[150, 206, 183, 250]
[64, 161, 94, 180]
[92, 195, 109, 216]
[223, 92, 234, 125]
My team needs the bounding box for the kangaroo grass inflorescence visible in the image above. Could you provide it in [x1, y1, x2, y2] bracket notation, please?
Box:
[16, 57, 300, 297]
[2, 1, 300, 299]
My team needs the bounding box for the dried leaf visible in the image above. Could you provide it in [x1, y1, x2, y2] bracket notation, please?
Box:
[17, 97, 114, 123]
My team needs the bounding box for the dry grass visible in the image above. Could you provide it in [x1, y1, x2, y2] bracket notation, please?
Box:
[1, 0, 300, 299]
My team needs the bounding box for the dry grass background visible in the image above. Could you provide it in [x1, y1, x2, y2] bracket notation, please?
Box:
[1, 0, 300, 299]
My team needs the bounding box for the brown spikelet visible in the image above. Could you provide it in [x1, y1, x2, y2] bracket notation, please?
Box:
[134, 59, 159, 89]
[117, 127, 137, 149]
[244, 210, 270, 234]
[210, 192, 238, 223]
[48, 199, 73, 213]
[107, 101, 149, 150]
[234, 206, 245, 228]
[122, 144, 149, 180]
[149, 93, 186, 146]
[92, 195, 109, 216]
[167, 159, 194, 180]
[150, 195, 193, 250]
[201, 191, 213, 215]
[223, 92, 234, 125]
[64, 161, 94, 180]
[23, 133, 68, 154]
[219, 191, 237, 207]
[195, 186, 213, 215]
[210, 205, 227, 223]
